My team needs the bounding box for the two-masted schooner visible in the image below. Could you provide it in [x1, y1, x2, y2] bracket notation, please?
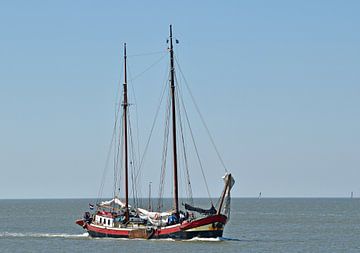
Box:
[76, 25, 235, 240]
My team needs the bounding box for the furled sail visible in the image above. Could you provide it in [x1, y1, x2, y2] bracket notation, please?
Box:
[98, 197, 127, 208]
[136, 208, 172, 219]
[137, 208, 173, 226]
[183, 203, 217, 215]
[221, 173, 235, 220]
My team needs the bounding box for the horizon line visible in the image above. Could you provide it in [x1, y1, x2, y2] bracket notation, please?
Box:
[0, 196, 358, 200]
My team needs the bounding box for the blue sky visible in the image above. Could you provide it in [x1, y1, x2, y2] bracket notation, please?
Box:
[0, 0, 359, 199]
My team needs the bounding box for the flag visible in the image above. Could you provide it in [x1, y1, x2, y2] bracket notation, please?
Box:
[89, 203, 94, 210]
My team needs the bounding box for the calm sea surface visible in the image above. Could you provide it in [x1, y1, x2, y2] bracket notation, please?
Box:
[0, 198, 359, 252]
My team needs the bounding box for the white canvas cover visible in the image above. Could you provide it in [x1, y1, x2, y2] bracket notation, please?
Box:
[99, 197, 128, 208]
[137, 208, 173, 226]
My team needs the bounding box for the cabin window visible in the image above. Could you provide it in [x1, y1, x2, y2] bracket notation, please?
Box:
[100, 218, 102, 223]
[108, 219, 110, 225]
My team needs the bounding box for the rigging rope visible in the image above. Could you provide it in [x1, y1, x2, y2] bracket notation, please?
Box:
[113, 104, 119, 199]
[129, 53, 167, 82]
[127, 62, 142, 207]
[135, 71, 170, 181]
[128, 113, 141, 207]
[157, 91, 171, 211]
[176, 78, 213, 205]
[96, 96, 122, 204]
[96, 128, 115, 204]
[114, 113, 124, 199]
[127, 50, 166, 58]
[127, 63, 142, 169]
[175, 86, 194, 205]
[96, 58, 124, 204]
[175, 56, 229, 173]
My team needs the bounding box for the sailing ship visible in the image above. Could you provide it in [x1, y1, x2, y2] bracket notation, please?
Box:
[76, 25, 235, 240]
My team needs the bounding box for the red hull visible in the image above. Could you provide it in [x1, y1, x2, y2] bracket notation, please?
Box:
[76, 214, 227, 239]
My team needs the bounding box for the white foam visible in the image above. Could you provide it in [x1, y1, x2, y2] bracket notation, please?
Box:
[152, 238, 176, 242]
[0, 232, 89, 239]
[183, 236, 222, 242]
[0, 232, 228, 242]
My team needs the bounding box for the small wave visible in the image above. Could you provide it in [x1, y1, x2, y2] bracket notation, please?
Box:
[184, 237, 222, 242]
[154, 238, 176, 242]
[220, 237, 241, 241]
[0, 232, 89, 239]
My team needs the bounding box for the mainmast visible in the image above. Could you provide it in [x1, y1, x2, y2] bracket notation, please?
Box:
[123, 43, 129, 222]
[169, 25, 179, 215]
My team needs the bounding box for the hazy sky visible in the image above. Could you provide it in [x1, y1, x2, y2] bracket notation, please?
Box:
[1, 0, 359, 199]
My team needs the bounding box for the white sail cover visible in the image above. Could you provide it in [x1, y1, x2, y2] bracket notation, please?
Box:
[99, 197, 128, 208]
[137, 208, 173, 226]
[136, 208, 172, 218]
[98, 198, 172, 225]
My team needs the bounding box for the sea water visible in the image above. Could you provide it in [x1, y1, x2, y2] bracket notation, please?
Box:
[0, 198, 359, 252]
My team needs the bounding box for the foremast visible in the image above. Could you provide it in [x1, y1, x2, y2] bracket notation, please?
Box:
[123, 43, 129, 222]
[169, 25, 179, 215]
